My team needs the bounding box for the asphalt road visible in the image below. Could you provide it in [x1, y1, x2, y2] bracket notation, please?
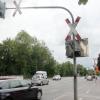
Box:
[40, 77, 100, 100]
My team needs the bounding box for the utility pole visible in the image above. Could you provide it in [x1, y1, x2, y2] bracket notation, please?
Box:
[73, 33, 77, 100]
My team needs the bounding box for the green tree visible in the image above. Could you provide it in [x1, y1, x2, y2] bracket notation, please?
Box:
[32, 41, 55, 76]
[15, 30, 36, 45]
[78, 0, 88, 5]
[54, 63, 61, 75]
[77, 64, 87, 76]
[0, 30, 56, 77]
[59, 61, 74, 77]
[0, 39, 18, 75]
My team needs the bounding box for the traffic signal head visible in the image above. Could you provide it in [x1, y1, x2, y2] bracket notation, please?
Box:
[0, 1, 6, 18]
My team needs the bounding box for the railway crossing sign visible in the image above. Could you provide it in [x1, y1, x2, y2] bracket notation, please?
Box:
[65, 16, 88, 58]
[13, 0, 22, 16]
[65, 16, 81, 41]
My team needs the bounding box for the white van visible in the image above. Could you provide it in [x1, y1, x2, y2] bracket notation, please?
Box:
[35, 71, 47, 79]
[32, 71, 49, 86]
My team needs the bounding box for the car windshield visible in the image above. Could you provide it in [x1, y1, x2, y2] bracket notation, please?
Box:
[20, 80, 31, 86]
[0, 80, 31, 89]
[33, 75, 41, 79]
[0, 81, 9, 89]
[54, 75, 60, 77]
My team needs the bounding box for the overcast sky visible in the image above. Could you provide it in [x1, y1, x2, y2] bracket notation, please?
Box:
[0, 0, 100, 68]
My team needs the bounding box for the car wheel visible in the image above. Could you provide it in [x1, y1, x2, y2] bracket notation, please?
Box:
[37, 91, 42, 100]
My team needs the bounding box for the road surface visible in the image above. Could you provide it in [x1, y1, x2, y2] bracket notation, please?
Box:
[40, 77, 100, 100]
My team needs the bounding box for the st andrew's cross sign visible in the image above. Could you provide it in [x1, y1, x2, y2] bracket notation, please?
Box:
[13, 0, 22, 16]
[65, 16, 81, 41]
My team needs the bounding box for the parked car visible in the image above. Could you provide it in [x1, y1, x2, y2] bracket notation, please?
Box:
[86, 75, 93, 81]
[0, 79, 42, 100]
[32, 74, 49, 86]
[53, 75, 61, 80]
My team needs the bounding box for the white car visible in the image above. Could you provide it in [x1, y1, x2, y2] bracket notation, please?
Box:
[86, 75, 93, 81]
[53, 75, 61, 80]
[32, 74, 49, 86]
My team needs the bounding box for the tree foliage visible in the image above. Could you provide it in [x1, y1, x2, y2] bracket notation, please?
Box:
[77, 64, 87, 76]
[78, 0, 88, 5]
[0, 31, 56, 77]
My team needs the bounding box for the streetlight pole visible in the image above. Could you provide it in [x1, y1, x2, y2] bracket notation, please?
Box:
[6, 6, 74, 23]
[6, 5, 77, 100]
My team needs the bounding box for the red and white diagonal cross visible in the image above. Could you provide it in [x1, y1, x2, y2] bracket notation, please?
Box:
[65, 16, 81, 41]
[13, 0, 22, 16]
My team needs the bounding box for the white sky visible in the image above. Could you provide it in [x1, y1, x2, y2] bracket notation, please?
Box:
[0, 0, 100, 68]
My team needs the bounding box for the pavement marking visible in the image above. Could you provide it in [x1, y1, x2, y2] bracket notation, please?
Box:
[80, 94, 100, 99]
[86, 90, 90, 94]
[78, 81, 90, 90]
[54, 92, 72, 100]
[79, 98, 83, 100]
[54, 94, 67, 100]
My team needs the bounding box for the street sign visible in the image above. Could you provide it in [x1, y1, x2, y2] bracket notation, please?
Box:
[65, 16, 81, 41]
[65, 38, 88, 58]
[65, 17, 88, 58]
[13, 0, 22, 16]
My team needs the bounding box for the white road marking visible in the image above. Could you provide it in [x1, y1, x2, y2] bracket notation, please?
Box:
[80, 94, 100, 99]
[54, 92, 72, 100]
[86, 90, 90, 94]
[79, 98, 83, 100]
[54, 94, 67, 100]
